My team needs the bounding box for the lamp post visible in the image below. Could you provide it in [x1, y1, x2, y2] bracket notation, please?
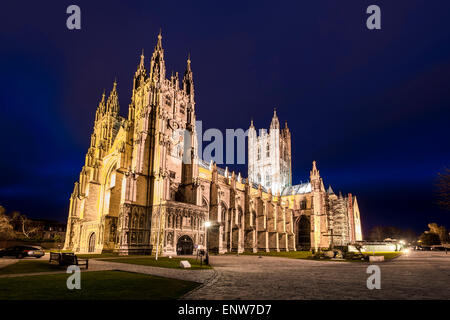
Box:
[204, 221, 211, 265]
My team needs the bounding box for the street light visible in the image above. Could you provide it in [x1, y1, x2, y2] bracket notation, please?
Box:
[204, 221, 211, 265]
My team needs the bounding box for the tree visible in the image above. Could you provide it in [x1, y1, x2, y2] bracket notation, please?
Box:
[368, 226, 417, 242]
[368, 226, 385, 241]
[419, 232, 441, 246]
[436, 167, 450, 211]
[10, 212, 41, 239]
[427, 223, 449, 244]
[0, 206, 14, 240]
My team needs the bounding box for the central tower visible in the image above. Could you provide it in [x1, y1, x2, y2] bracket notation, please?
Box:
[248, 109, 292, 194]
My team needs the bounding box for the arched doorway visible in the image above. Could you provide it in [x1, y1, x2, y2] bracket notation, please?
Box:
[177, 235, 193, 255]
[88, 232, 96, 253]
[297, 216, 311, 249]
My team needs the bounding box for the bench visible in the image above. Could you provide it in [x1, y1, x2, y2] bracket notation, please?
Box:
[49, 252, 89, 269]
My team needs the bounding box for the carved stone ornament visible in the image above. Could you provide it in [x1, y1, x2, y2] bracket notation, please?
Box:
[168, 119, 179, 130]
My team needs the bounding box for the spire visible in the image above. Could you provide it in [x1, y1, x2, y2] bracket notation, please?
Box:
[150, 30, 165, 82]
[183, 53, 194, 96]
[270, 107, 280, 129]
[250, 118, 254, 128]
[99, 90, 106, 110]
[134, 49, 147, 90]
[139, 49, 145, 69]
[156, 28, 163, 51]
[282, 120, 290, 137]
[187, 52, 191, 71]
[310, 160, 320, 179]
[106, 80, 119, 115]
[95, 91, 106, 120]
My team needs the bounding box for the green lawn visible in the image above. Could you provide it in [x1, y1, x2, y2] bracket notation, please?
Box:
[240, 251, 313, 259]
[0, 270, 199, 300]
[0, 259, 66, 275]
[75, 252, 121, 259]
[103, 256, 212, 270]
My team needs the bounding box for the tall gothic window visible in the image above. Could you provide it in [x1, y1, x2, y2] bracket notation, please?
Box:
[221, 206, 226, 222]
[266, 143, 270, 157]
[257, 147, 261, 160]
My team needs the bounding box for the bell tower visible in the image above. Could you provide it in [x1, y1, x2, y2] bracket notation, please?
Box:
[248, 109, 292, 194]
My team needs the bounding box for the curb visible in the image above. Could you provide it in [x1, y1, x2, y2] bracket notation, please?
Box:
[179, 268, 220, 300]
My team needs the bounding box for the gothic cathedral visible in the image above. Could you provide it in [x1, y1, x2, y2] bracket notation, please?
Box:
[63, 32, 363, 255]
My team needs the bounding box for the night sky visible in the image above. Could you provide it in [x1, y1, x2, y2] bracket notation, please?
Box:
[0, 1, 449, 235]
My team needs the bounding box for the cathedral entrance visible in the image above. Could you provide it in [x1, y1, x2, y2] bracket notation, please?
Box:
[177, 235, 193, 255]
[88, 232, 96, 253]
[297, 216, 311, 249]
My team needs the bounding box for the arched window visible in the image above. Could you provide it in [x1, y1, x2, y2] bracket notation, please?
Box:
[266, 143, 270, 157]
[257, 173, 261, 184]
[221, 206, 227, 222]
[88, 233, 96, 252]
[257, 147, 261, 160]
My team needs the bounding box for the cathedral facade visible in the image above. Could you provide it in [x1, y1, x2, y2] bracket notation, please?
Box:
[63, 33, 363, 255]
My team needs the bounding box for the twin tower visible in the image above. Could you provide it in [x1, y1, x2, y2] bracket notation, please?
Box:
[248, 110, 292, 195]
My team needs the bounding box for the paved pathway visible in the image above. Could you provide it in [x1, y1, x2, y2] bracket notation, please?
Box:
[0, 257, 17, 269]
[184, 251, 450, 300]
[90, 259, 216, 284]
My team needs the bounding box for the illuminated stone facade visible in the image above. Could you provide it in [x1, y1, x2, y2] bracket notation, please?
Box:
[63, 32, 363, 254]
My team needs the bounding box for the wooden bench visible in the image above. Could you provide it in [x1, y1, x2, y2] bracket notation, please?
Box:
[49, 252, 89, 269]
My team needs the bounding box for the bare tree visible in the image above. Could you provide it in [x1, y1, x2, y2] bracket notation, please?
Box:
[436, 167, 450, 211]
[369, 226, 385, 241]
[0, 206, 14, 240]
[428, 223, 449, 244]
[11, 212, 41, 239]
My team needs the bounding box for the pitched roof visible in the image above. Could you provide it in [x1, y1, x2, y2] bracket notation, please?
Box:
[327, 185, 334, 194]
[281, 182, 311, 196]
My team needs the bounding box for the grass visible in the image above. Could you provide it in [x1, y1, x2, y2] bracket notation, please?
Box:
[239, 251, 313, 259]
[75, 252, 121, 259]
[0, 258, 66, 275]
[0, 270, 200, 300]
[64, 253, 150, 259]
[103, 256, 213, 270]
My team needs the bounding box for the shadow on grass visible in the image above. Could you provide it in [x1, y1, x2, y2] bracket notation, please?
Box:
[0, 259, 66, 275]
[0, 270, 200, 300]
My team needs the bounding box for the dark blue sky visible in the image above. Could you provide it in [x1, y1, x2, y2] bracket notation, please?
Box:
[0, 1, 449, 235]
